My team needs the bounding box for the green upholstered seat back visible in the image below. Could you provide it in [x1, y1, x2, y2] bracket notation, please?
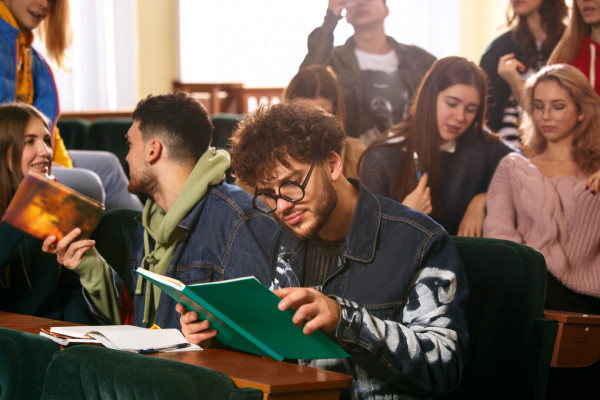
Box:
[87, 118, 134, 176]
[56, 118, 92, 150]
[211, 113, 244, 150]
[57, 114, 244, 183]
[0, 328, 59, 400]
[92, 209, 140, 295]
[211, 113, 244, 184]
[41, 346, 263, 400]
[448, 237, 557, 399]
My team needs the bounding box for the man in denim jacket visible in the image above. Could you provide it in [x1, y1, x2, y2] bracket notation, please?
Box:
[181, 99, 469, 399]
[44, 93, 277, 329]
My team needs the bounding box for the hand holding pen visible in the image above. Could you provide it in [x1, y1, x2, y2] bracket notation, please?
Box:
[413, 151, 422, 180]
[402, 154, 432, 214]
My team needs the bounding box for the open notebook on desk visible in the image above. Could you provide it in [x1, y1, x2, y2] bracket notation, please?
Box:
[40, 325, 201, 353]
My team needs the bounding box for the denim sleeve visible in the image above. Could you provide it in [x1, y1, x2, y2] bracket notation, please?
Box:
[331, 232, 469, 395]
[223, 213, 278, 287]
[299, 9, 340, 69]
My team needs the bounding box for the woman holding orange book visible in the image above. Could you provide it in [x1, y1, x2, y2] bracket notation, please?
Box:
[0, 103, 93, 323]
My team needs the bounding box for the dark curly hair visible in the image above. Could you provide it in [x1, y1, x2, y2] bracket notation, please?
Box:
[229, 99, 345, 187]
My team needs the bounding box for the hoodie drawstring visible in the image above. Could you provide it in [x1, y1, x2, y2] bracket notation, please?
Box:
[590, 42, 596, 90]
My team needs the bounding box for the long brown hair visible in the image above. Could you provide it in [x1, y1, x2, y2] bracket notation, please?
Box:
[36, 0, 72, 69]
[507, 0, 567, 69]
[363, 57, 488, 204]
[521, 64, 600, 175]
[0, 103, 51, 290]
[0, 103, 51, 216]
[548, 1, 587, 65]
[283, 65, 347, 129]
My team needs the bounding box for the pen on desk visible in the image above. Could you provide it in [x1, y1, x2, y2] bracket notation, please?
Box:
[413, 151, 422, 180]
[138, 343, 190, 354]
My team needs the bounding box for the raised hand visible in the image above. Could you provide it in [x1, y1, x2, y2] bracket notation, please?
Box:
[497, 53, 527, 102]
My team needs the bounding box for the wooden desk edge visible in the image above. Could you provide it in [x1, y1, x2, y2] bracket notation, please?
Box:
[0, 312, 353, 399]
[154, 351, 352, 395]
[544, 309, 600, 324]
[544, 309, 600, 368]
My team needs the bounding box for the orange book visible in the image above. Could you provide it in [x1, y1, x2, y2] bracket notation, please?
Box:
[1, 171, 105, 241]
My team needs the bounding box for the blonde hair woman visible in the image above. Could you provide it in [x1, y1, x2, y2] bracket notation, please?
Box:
[485, 64, 600, 313]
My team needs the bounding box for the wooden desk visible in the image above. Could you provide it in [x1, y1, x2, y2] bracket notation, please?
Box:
[544, 309, 600, 368]
[0, 311, 352, 400]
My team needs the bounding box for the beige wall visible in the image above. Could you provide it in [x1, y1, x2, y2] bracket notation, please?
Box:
[459, 0, 508, 63]
[135, 0, 177, 100]
[134, 1, 508, 97]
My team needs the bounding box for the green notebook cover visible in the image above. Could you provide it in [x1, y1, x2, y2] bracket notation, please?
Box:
[136, 268, 349, 361]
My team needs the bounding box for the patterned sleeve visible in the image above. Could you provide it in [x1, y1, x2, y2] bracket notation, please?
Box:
[331, 231, 469, 395]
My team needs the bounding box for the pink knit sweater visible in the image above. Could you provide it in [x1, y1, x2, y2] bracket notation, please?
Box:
[484, 152, 600, 298]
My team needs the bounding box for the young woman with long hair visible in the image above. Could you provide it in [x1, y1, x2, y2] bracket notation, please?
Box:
[360, 56, 513, 236]
[283, 65, 365, 180]
[0, 0, 142, 211]
[548, 0, 600, 96]
[484, 63, 600, 400]
[0, 103, 93, 323]
[480, 0, 567, 148]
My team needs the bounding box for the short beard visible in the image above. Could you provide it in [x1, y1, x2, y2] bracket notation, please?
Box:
[127, 165, 157, 198]
[294, 168, 337, 240]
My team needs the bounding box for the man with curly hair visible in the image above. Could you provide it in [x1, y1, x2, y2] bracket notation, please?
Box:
[180, 99, 469, 399]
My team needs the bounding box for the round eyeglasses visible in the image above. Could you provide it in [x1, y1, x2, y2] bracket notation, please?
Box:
[252, 160, 317, 214]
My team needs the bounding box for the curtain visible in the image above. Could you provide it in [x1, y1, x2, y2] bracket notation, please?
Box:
[34, 0, 137, 112]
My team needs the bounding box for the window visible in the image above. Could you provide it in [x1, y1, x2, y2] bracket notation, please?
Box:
[178, 0, 459, 87]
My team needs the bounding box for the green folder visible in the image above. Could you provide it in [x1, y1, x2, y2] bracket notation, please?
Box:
[136, 268, 349, 361]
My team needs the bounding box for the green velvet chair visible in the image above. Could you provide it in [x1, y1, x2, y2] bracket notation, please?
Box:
[211, 113, 245, 184]
[211, 113, 244, 150]
[56, 118, 92, 150]
[87, 118, 134, 176]
[92, 208, 140, 295]
[41, 345, 263, 399]
[0, 328, 60, 400]
[447, 237, 558, 400]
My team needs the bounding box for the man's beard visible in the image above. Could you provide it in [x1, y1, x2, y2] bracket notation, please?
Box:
[290, 169, 337, 241]
[127, 164, 157, 198]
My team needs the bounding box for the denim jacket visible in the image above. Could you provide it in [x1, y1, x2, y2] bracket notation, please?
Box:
[0, 16, 59, 127]
[270, 181, 469, 400]
[84, 182, 278, 329]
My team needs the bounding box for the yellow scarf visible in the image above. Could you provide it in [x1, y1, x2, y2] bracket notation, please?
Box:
[0, 2, 34, 104]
